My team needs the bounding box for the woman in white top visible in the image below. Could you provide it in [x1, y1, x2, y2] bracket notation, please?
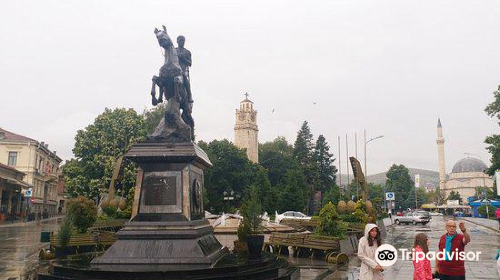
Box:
[358, 223, 384, 280]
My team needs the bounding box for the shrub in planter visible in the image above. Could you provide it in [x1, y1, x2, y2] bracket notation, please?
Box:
[240, 186, 264, 259]
[58, 215, 73, 247]
[315, 202, 348, 239]
[66, 196, 98, 233]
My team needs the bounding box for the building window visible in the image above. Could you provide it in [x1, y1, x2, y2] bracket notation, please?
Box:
[8, 151, 18, 166]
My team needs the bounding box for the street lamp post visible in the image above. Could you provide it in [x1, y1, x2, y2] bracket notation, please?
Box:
[363, 131, 384, 178]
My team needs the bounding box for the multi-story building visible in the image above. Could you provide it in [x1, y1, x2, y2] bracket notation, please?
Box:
[0, 128, 62, 215]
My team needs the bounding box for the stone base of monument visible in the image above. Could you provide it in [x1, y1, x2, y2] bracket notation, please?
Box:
[88, 141, 231, 271]
[39, 252, 299, 280]
[91, 219, 229, 271]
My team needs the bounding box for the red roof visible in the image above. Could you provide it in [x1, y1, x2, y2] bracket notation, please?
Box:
[0, 127, 37, 142]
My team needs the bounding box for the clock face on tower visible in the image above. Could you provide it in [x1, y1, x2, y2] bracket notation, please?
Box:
[239, 113, 245, 121]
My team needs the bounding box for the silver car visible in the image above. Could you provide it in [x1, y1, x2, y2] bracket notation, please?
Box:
[394, 212, 430, 225]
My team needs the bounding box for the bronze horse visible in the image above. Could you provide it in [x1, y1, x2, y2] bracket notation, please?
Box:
[150, 26, 194, 141]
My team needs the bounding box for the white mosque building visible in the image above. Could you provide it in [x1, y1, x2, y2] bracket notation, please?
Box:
[436, 119, 494, 201]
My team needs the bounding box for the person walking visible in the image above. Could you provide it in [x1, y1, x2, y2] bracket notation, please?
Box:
[495, 207, 500, 230]
[358, 223, 384, 280]
[435, 220, 471, 280]
[413, 233, 432, 280]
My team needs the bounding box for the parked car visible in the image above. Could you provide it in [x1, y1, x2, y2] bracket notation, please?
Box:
[413, 210, 431, 219]
[394, 212, 430, 225]
[429, 212, 443, 216]
[275, 211, 311, 224]
[396, 211, 405, 216]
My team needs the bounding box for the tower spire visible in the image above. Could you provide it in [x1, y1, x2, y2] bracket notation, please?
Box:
[436, 118, 446, 200]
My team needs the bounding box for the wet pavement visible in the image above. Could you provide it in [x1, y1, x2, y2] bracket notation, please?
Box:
[0, 218, 61, 280]
[0, 216, 498, 280]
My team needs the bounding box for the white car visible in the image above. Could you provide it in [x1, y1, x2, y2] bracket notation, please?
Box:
[275, 211, 311, 224]
[429, 212, 443, 216]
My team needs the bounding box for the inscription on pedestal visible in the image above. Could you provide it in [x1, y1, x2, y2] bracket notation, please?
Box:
[144, 176, 177, 205]
[140, 171, 182, 213]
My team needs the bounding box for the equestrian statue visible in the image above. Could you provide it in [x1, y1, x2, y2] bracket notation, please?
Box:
[149, 26, 194, 142]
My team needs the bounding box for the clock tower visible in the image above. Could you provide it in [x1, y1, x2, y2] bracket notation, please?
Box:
[234, 93, 259, 163]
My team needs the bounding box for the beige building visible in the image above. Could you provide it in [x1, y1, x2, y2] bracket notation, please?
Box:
[435, 120, 494, 201]
[0, 128, 62, 215]
[234, 93, 259, 163]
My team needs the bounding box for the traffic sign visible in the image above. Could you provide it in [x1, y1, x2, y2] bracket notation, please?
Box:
[385, 192, 395, 201]
[25, 188, 33, 197]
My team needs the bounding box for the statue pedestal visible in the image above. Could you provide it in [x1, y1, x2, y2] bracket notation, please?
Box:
[92, 141, 228, 271]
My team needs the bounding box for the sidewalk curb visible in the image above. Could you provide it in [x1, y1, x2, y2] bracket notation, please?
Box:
[462, 217, 500, 234]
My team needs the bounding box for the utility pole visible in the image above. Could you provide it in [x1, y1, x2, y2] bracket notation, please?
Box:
[346, 134, 350, 194]
[338, 136, 342, 187]
[355, 133, 358, 199]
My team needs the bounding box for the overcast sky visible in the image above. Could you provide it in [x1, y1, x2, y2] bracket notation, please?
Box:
[1, 0, 498, 175]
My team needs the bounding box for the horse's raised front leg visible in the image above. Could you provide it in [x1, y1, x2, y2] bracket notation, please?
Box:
[151, 76, 159, 106]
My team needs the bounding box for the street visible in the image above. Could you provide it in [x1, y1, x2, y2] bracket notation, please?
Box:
[0, 218, 60, 280]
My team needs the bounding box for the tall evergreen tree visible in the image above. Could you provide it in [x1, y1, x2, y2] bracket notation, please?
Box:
[277, 168, 309, 212]
[293, 121, 319, 214]
[314, 135, 338, 193]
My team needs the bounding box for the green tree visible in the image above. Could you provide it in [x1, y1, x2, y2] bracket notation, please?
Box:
[199, 140, 255, 213]
[251, 165, 276, 213]
[277, 168, 309, 212]
[293, 121, 319, 214]
[259, 137, 295, 187]
[322, 185, 341, 206]
[64, 108, 147, 199]
[314, 135, 338, 195]
[368, 183, 384, 202]
[385, 164, 414, 210]
[405, 187, 429, 209]
[484, 85, 500, 175]
[446, 190, 463, 204]
[142, 103, 167, 135]
[478, 205, 496, 217]
[475, 186, 499, 200]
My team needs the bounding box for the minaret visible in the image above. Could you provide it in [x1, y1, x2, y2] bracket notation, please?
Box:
[234, 93, 259, 163]
[436, 118, 446, 196]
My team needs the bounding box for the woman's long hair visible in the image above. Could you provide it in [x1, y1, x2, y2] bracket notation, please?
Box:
[368, 227, 381, 247]
[413, 233, 429, 254]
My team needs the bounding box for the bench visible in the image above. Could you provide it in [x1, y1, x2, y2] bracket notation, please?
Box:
[49, 231, 116, 249]
[264, 233, 348, 264]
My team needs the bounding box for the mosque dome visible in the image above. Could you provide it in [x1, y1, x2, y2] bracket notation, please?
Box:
[451, 157, 488, 174]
